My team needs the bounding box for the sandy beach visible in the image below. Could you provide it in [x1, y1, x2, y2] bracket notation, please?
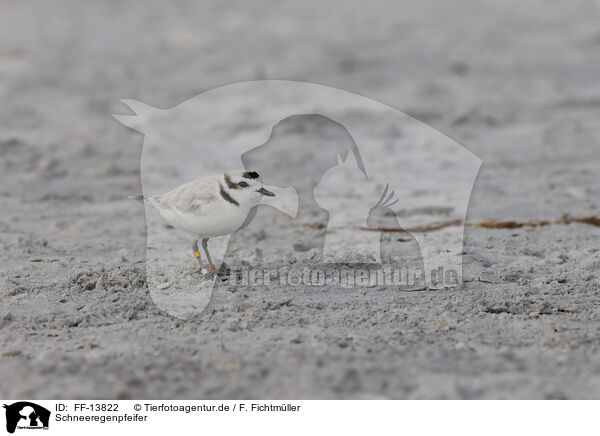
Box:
[0, 0, 599, 399]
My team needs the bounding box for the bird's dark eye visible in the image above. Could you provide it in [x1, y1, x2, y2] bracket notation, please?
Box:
[238, 181, 249, 188]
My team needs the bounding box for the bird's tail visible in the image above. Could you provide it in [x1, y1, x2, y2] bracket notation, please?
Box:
[128, 194, 146, 201]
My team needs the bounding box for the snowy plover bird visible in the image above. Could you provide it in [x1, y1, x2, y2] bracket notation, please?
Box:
[132, 170, 274, 271]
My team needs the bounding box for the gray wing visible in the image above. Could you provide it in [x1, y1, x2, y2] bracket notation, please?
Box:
[153, 177, 219, 214]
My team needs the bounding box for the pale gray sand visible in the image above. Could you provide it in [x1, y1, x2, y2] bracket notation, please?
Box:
[0, 0, 599, 399]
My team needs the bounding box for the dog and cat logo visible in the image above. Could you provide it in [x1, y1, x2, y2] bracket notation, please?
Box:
[115, 80, 481, 318]
[3, 402, 50, 433]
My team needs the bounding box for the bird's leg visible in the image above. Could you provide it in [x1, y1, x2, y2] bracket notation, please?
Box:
[192, 239, 204, 267]
[202, 238, 215, 271]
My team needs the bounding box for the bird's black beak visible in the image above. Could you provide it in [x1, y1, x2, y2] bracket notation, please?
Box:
[257, 187, 275, 197]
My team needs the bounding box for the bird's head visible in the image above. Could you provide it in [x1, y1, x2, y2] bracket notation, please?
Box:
[221, 170, 275, 207]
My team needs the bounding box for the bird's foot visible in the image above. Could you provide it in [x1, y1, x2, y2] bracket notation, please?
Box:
[198, 267, 221, 279]
[196, 267, 210, 276]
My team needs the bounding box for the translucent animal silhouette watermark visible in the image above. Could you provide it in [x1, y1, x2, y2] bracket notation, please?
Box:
[114, 80, 481, 319]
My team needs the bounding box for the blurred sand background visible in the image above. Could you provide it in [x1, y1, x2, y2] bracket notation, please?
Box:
[0, 0, 599, 398]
